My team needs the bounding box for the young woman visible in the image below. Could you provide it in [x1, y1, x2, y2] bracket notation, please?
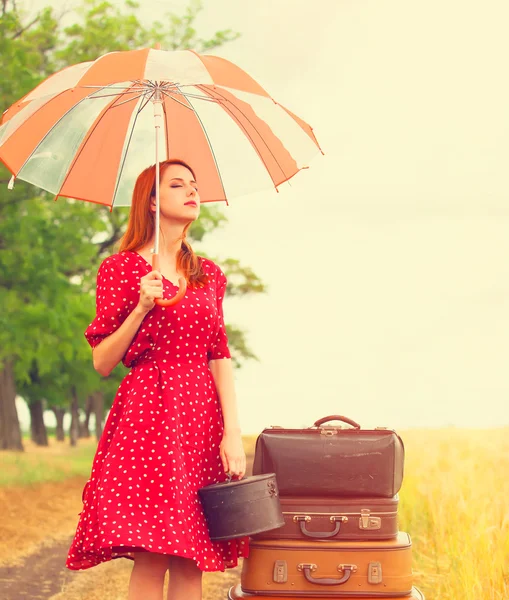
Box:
[66, 159, 248, 600]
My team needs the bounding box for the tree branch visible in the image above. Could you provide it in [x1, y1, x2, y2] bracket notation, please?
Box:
[97, 226, 123, 255]
[11, 16, 40, 40]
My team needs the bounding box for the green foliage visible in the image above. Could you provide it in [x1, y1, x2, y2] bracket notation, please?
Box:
[147, 0, 241, 52]
[55, 0, 150, 64]
[0, 6, 59, 105]
[0, 0, 263, 425]
[226, 323, 259, 368]
[222, 257, 267, 297]
[189, 204, 228, 242]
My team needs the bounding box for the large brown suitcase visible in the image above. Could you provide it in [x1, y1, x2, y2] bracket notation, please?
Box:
[251, 495, 399, 541]
[252, 415, 404, 498]
[241, 532, 413, 597]
[228, 584, 425, 599]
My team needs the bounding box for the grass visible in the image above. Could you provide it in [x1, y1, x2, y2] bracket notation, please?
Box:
[0, 437, 97, 486]
[398, 427, 509, 600]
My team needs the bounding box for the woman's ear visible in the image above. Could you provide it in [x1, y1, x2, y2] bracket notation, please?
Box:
[149, 196, 156, 213]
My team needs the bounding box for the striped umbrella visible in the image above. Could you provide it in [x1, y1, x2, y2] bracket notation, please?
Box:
[0, 47, 322, 303]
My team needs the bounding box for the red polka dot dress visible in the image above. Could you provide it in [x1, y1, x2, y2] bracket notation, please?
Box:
[66, 250, 249, 572]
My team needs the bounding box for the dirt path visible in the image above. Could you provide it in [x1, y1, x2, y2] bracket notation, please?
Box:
[0, 535, 241, 600]
[0, 477, 87, 565]
[0, 452, 254, 600]
[0, 536, 76, 599]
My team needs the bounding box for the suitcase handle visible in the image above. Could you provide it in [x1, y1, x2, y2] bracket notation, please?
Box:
[313, 415, 361, 429]
[298, 563, 357, 586]
[294, 515, 348, 539]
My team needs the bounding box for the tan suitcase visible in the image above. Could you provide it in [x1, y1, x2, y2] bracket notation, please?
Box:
[241, 533, 413, 597]
[228, 584, 425, 599]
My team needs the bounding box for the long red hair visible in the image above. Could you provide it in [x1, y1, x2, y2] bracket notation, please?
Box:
[119, 159, 208, 287]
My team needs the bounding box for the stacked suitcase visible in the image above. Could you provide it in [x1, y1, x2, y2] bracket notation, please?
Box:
[228, 415, 424, 599]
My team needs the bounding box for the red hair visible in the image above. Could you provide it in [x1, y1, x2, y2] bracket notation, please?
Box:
[119, 159, 208, 287]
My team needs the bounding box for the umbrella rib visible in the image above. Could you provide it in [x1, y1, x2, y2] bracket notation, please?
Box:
[162, 95, 170, 162]
[83, 89, 145, 101]
[181, 93, 219, 103]
[81, 81, 147, 90]
[112, 92, 147, 108]
[177, 93, 228, 203]
[167, 87, 219, 103]
[198, 85, 290, 184]
[137, 92, 154, 113]
[161, 89, 217, 108]
[160, 89, 194, 111]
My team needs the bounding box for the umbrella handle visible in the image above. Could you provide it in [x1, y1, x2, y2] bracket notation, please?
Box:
[151, 254, 187, 307]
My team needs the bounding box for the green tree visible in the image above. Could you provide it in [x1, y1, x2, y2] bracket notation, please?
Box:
[0, 0, 264, 451]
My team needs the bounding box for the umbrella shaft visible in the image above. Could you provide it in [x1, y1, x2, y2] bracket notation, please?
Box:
[153, 98, 164, 256]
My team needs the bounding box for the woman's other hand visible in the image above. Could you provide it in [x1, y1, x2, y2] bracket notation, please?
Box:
[137, 270, 163, 313]
[220, 429, 246, 479]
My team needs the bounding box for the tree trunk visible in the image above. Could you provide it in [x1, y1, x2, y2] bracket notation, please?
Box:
[93, 391, 104, 441]
[79, 395, 92, 438]
[29, 399, 48, 446]
[69, 387, 79, 447]
[0, 360, 23, 451]
[51, 407, 65, 441]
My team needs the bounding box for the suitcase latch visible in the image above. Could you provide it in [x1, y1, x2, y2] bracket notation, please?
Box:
[297, 563, 317, 572]
[293, 515, 311, 523]
[320, 428, 338, 436]
[359, 509, 381, 530]
[331, 515, 349, 523]
[273, 560, 288, 583]
[267, 481, 278, 497]
[368, 561, 383, 584]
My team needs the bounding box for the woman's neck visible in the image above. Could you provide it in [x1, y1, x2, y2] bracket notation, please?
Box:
[148, 222, 187, 266]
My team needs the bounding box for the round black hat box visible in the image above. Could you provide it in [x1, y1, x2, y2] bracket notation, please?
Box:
[198, 473, 284, 541]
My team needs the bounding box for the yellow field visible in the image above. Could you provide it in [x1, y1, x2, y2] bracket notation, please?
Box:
[398, 428, 509, 600]
[1, 430, 507, 600]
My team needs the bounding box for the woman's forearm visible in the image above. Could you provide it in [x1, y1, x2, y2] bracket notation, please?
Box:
[209, 358, 241, 432]
[92, 305, 149, 377]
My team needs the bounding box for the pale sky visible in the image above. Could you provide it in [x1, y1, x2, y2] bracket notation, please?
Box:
[21, 0, 509, 431]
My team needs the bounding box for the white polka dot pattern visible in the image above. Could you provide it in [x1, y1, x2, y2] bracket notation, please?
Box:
[65, 251, 248, 572]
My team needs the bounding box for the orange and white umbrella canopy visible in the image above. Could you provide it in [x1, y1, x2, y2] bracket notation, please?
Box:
[0, 48, 322, 208]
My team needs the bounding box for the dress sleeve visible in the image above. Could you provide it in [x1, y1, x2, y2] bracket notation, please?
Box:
[207, 266, 231, 361]
[84, 257, 131, 349]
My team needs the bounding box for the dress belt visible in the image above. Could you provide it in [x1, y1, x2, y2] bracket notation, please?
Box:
[129, 353, 209, 390]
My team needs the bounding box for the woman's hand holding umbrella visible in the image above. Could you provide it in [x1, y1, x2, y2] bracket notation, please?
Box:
[138, 271, 164, 312]
[138, 268, 187, 311]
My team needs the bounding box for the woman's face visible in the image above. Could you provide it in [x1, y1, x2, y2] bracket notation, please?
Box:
[152, 163, 200, 223]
